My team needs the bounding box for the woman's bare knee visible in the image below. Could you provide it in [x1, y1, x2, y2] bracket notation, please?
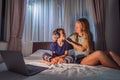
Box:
[80, 51, 103, 65]
[92, 50, 104, 57]
[80, 59, 99, 66]
[93, 50, 103, 53]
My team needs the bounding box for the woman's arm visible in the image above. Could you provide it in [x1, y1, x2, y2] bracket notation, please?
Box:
[66, 39, 87, 51]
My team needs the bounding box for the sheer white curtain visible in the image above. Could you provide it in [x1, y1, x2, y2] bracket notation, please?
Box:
[22, 0, 60, 56]
[62, 0, 96, 41]
[22, 0, 96, 56]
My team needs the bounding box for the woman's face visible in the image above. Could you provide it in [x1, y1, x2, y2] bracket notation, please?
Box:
[75, 21, 83, 33]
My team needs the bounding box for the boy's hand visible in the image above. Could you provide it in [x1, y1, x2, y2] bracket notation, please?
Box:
[51, 57, 59, 64]
[58, 58, 64, 64]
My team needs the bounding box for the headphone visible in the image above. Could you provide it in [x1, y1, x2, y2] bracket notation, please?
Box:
[53, 29, 60, 38]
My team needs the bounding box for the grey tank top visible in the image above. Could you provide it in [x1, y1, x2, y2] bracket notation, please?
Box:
[69, 34, 89, 56]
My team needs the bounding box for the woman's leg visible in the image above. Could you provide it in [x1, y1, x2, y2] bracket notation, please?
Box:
[108, 51, 120, 66]
[80, 50, 120, 69]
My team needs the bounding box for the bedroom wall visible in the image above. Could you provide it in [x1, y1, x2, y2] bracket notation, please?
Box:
[105, 0, 120, 55]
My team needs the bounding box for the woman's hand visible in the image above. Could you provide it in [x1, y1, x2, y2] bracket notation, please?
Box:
[66, 39, 86, 51]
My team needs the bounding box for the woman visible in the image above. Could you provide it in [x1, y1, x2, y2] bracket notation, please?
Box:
[42, 28, 74, 64]
[66, 18, 120, 69]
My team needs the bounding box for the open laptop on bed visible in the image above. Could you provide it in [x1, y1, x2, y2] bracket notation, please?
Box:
[0, 51, 48, 76]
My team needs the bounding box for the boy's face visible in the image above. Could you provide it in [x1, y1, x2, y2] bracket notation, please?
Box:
[59, 30, 66, 40]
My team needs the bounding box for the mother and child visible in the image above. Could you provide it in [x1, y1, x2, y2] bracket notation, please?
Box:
[42, 18, 120, 70]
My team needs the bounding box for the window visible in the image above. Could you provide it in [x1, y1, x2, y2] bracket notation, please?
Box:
[0, 0, 6, 41]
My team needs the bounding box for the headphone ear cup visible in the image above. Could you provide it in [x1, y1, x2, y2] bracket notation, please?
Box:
[53, 29, 60, 39]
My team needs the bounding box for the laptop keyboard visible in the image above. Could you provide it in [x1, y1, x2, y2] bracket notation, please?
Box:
[26, 65, 40, 72]
[26, 64, 48, 73]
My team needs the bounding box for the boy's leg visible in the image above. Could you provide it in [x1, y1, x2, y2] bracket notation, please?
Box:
[64, 55, 74, 63]
[42, 52, 52, 62]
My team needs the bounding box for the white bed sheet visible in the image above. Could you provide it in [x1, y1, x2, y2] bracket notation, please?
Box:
[24, 49, 120, 80]
[0, 50, 120, 80]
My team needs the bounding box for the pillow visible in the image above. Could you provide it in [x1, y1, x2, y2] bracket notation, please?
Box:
[33, 49, 52, 54]
[25, 49, 52, 61]
[33, 49, 52, 58]
[30, 49, 74, 60]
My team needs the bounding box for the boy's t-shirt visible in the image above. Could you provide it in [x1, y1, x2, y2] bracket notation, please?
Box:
[50, 41, 68, 56]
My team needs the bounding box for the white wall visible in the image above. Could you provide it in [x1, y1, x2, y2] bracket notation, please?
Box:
[105, 0, 120, 54]
[0, 42, 8, 62]
[0, 42, 8, 50]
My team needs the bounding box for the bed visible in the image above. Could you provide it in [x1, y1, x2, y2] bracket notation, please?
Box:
[25, 42, 120, 80]
[0, 42, 120, 80]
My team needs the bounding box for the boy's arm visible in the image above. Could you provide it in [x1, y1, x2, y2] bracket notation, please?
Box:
[58, 50, 68, 58]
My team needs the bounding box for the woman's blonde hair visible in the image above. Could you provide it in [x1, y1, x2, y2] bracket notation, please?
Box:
[74, 18, 93, 52]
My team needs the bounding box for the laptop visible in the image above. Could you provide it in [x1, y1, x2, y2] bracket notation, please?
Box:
[0, 51, 48, 76]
